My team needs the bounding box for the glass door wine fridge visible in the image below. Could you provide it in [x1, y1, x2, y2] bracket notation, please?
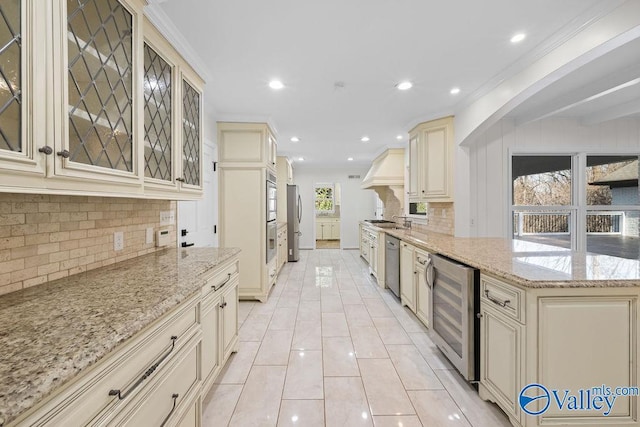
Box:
[430, 254, 480, 382]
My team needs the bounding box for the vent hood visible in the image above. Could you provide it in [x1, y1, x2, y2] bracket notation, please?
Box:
[361, 148, 405, 205]
[361, 148, 405, 189]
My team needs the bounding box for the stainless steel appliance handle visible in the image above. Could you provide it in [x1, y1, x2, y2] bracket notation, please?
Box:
[484, 289, 511, 307]
[425, 257, 433, 289]
[298, 194, 302, 223]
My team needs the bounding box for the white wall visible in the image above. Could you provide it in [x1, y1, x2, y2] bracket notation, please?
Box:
[177, 108, 219, 247]
[294, 167, 377, 249]
[469, 117, 640, 238]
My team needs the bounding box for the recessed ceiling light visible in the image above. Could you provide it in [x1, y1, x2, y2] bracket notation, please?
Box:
[510, 33, 526, 43]
[450, 87, 461, 95]
[269, 80, 284, 89]
[361, 136, 370, 142]
[347, 157, 354, 161]
[297, 157, 304, 161]
[396, 81, 413, 91]
[290, 136, 300, 142]
[396, 135, 403, 140]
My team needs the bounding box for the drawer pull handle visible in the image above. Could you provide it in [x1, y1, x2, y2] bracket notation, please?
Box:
[160, 393, 179, 427]
[484, 290, 511, 308]
[213, 273, 232, 291]
[108, 335, 178, 400]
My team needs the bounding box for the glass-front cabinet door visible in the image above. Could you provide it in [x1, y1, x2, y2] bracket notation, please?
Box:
[143, 41, 173, 185]
[0, 0, 47, 178]
[179, 78, 202, 191]
[53, 0, 144, 186]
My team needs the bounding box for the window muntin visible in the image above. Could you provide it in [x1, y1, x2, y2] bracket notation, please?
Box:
[315, 185, 334, 213]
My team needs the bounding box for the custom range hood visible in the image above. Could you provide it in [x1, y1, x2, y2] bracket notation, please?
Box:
[361, 148, 405, 204]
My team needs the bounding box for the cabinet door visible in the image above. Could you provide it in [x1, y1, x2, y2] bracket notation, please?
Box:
[331, 223, 340, 239]
[267, 133, 277, 170]
[60, 0, 140, 184]
[408, 134, 419, 198]
[0, 0, 47, 181]
[222, 281, 239, 361]
[400, 243, 415, 311]
[201, 296, 221, 386]
[415, 262, 430, 327]
[424, 126, 450, 199]
[142, 41, 175, 188]
[316, 222, 324, 240]
[287, 161, 293, 184]
[178, 79, 202, 191]
[480, 305, 521, 421]
[370, 242, 378, 274]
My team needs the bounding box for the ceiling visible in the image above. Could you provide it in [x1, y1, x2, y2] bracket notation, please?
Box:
[155, 0, 632, 168]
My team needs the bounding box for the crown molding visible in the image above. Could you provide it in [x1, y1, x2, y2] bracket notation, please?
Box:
[144, 2, 212, 84]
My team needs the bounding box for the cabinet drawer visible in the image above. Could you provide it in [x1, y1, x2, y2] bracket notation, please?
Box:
[202, 259, 239, 297]
[119, 336, 200, 427]
[23, 297, 199, 426]
[480, 275, 524, 323]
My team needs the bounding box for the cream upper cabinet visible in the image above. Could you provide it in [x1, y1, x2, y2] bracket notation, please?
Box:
[0, 1, 204, 199]
[218, 122, 277, 169]
[408, 116, 454, 202]
[276, 156, 293, 222]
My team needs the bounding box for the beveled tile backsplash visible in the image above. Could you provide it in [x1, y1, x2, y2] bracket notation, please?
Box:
[0, 193, 176, 295]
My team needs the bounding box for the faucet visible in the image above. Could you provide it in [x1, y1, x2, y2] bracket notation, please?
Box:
[392, 215, 413, 229]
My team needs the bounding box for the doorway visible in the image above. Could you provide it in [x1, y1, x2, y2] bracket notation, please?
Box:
[314, 182, 341, 249]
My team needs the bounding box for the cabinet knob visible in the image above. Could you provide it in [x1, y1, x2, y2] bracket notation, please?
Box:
[421, 190, 425, 193]
[219, 301, 227, 309]
[176, 177, 185, 182]
[38, 146, 53, 155]
[57, 149, 70, 158]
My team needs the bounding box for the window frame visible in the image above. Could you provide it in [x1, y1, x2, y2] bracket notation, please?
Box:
[314, 183, 335, 214]
[509, 151, 640, 254]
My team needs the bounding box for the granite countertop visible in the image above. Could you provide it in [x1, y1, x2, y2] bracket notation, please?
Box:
[361, 221, 640, 288]
[0, 247, 240, 426]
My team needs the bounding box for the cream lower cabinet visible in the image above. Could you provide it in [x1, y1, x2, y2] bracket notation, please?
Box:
[400, 242, 416, 311]
[15, 255, 240, 427]
[479, 274, 640, 427]
[316, 218, 340, 240]
[277, 224, 288, 273]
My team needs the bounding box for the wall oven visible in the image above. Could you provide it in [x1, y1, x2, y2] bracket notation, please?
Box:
[266, 172, 277, 222]
[430, 254, 480, 382]
[266, 171, 277, 263]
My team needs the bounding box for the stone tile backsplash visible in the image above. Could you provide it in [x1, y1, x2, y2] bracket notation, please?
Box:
[411, 202, 455, 236]
[0, 193, 176, 295]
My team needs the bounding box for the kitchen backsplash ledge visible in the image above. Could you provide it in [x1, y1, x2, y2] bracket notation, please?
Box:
[0, 193, 177, 296]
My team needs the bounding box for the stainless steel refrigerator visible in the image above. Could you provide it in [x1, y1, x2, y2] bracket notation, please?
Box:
[287, 184, 301, 261]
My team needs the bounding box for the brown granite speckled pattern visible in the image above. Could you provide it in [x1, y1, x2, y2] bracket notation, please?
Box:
[0, 247, 240, 426]
[363, 222, 640, 288]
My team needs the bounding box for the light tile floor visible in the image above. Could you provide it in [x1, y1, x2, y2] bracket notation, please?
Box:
[202, 249, 511, 427]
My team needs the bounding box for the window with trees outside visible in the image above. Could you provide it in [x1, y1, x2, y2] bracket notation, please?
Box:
[315, 184, 334, 213]
[511, 154, 640, 259]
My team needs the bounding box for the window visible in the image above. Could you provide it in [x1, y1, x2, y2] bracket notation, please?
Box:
[409, 201, 427, 216]
[511, 154, 640, 259]
[315, 184, 334, 213]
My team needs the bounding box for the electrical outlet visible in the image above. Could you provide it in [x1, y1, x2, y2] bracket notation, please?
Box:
[146, 227, 154, 244]
[114, 231, 124, 251]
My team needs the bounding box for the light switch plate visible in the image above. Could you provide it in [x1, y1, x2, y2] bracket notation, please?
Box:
[114, 231, 124, 251]
[159, 211, 175, 225]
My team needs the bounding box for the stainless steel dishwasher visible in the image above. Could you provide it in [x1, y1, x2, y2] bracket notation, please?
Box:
[384, 235, 400, 297]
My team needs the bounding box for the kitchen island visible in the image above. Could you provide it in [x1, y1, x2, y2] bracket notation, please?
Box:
[0, 247, 240, 426]
[362, 222, 640, 427]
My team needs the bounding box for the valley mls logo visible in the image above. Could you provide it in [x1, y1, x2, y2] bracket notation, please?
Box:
[519, 383, 626, 417]
[519, 384, 551, 415]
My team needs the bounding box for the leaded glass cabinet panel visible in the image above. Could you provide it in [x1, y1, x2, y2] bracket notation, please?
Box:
[67, 0, 133, 172]
[143, 42, 172, 181]
[0, 0, 21, 154]
[181, 80, 200, 187]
